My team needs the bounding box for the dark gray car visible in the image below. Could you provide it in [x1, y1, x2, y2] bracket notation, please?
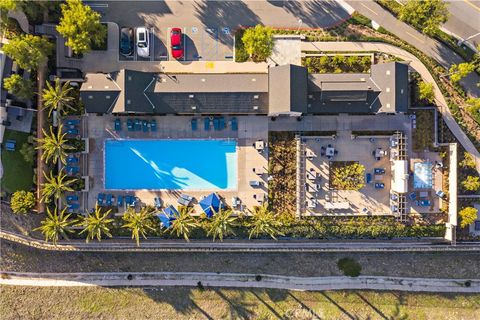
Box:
[120, 27, 134, 56]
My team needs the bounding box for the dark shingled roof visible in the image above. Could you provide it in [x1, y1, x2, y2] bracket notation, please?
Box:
[268, 64, 307, 115]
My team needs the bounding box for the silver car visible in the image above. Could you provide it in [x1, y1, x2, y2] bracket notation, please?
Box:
[136, 27, 150, 57]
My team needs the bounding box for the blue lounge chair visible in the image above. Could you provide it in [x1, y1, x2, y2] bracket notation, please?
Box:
[409, 192, 417, 200]
[67, 203, 79, 211]
[231, 117, 238, 131]
[374, 183, 385, 189]
[66, 195, 78, 202]
[213, 118, 220, 130]
[204, 118, 211, 131]
[418, 200, 431, 207]
[67, 156, 78, 164]
[366, 173, 372, 184]
[66, 128, 79, 135]
[142, 120, 148, 132]
[65, 119, 80, 125]
[134, 119, 142, 131]
[154, 197, 162, 208]
[114, 119, 122, 131]
[106, 194, 113, 206]
[219, 117, 225, 130]
[150, 120, 157, 132]
[127, 119, 134, 131]
[5, 139, 16, 151]
[374, 168, 385, 174]
[117, 195, 123, 207]
[97, 193, 106, 206]
[191, 118, 198, 131]
[65, 166, 79, 175]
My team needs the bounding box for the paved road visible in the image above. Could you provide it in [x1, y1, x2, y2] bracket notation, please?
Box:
[443, 0, 480, 49]
[346, 0, 480, 98]
[302, 41, 480, 175]
[1, 271, 478, 293]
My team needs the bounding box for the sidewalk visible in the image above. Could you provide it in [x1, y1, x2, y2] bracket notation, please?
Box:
[1, 272, 478, 293]
[302, 41, 480, 175]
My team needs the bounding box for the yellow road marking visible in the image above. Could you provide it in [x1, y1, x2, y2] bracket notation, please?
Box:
[360, 3, 378, 16]
[463, 0, 480, 12]
[406, 31, 423, 42]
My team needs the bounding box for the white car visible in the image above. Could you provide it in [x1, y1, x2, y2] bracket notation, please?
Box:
[136, 27, 150, 57]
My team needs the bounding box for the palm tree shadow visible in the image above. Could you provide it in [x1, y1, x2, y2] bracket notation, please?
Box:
[355, 292, 388, 320]
[141, 287, 213, 319]
[320, 292, 358, 320]
[250, 290, 284, 319]
[214, 288, 255, 319]
[287, 291, 322, 320]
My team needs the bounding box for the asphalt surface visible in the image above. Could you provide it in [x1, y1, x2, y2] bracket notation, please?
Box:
[443, 0, 480, 48]
[346, 0, 480, 98]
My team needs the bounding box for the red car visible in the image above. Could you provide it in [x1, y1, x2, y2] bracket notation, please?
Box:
[170, 28, 184, 59]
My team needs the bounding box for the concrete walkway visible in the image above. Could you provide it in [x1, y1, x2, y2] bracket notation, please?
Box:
[1, 271, 478, 293]
[345, 0, 480, 98]
[302, 41, 480, 175]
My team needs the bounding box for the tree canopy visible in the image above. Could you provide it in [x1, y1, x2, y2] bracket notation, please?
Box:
[10, 190, 36, 214]
[3, 74, 34, 101]
[399, 0, 449, 36]
[34, 206, 74, 245]
[241, 25, 274, 62]
[462, 176, 480, 192]
[56, 0, 107, 54]
[459, 207, 478, 228]
[2, 34, 53, 71]
[449, 63, 475, 84]
[418, 81, 435, 104]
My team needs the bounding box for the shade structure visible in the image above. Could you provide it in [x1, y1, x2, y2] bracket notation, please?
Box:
[199, 193, 221, 218]
[157, 205, 179, 228]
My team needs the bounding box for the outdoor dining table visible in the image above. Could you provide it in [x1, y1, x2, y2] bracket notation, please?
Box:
[325, 147, 335, 157]
[255, 140, 264, 151]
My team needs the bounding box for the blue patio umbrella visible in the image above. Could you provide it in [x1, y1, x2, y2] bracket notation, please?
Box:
[199, 193, 221, 218]
[156, 205, 179, 228]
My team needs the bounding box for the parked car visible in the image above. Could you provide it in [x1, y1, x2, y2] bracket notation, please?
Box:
[136, 27, 150, 57]
[120, 27, 134, 56]
[170, 27, 184, 59]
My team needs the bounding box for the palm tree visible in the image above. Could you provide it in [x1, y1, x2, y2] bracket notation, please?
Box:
[247, 204, 284, 240]
[34, 206, 74, 245]
[122, 207, 155, 246]
[77, 205, 114, 243]
[36, 125, 74, 165]
[42, 78, 75, 117]
[40, 170, 76, 203]
[168, 206, 198, 242]
[206, 208, 237, 242]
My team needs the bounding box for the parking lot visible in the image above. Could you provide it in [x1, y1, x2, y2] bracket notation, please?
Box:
[119, 26, 234, 62]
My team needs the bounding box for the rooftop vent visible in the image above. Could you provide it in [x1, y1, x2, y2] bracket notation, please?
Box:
[88, 85, 92, 89]
[251, 78, 256, 82]
[308, 94, 313, 99]
[254, 95, 259, 99]
[386, 70, 391, 75]
[127, 99, 131, 105]
[386, 87, 390, 92]
[386, 103, 391, 108]
[189, 94, 195, 98]
[104, 85, 109, 89]
[253, 106, 259, 110]
[400, 89, 404, 94]
[161, 78, 167, 83]
[360, 77, 365, 81]
[201, 78, 206, 82]
[191, 106, 197, 110]
[307, 103, 311, 108]
[128, 76, 132, 81]
[106, 95, 110, 99]
[88, 95, 93, 99]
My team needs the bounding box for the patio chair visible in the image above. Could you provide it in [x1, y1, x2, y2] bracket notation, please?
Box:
[320, 152, 325, 157]
[219, 117, 225, 130]
[150, 119, 157, 132]
[142, 120, 149, 132]
[5, 139, 16, 151]
[106, 194, 113, 206]
[127, 119, 134, 131]
[114, 118, 122, 131]
[327, 144, 332, 148]
[67, 203, 79, 211]
[65, 166, 79, 175]
[134, 119, 142, 131]
[204, 118, 211, 131]
[67, 156, 78, 164]
[97, 193, 106, 206]
[154, 197, 162, 208]
[231, 117, 238, 131]
[191, 118, 198, 131]
[117, 195, 123, 207]
[66, 195, 78, 202]
[213, 118, 220, 130]
[334, 150, 338, 155]
[66, 128, 79, 135]
[65, 119, 80, 125]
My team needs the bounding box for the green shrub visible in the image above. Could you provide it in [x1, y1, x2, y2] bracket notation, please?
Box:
[241, 25, 274, 62]
[462, 176, 480, 192]
[10, 190, 36, 214]
[337, 258, 362, 277]
[459, 207, 478, 228]
[19, 142, 35, 164]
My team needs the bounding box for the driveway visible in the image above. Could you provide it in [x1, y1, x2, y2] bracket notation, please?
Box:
[443, 0, 480, 49]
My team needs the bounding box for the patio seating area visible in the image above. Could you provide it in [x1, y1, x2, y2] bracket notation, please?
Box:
[302, 134, 392, 216]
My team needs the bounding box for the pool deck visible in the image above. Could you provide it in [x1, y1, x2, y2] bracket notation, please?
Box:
[85, 115, 268, 215]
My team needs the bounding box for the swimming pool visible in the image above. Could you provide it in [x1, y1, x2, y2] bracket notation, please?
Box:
[104, 139, 237, 190]
[413, 162, 433, 189]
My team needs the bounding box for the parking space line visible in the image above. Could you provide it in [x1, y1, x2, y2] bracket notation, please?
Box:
[183, 27, 186, 61]
[150, 27, 154, 61]
[167, 27, 171, 61]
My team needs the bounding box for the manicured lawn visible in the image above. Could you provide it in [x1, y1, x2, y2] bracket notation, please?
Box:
[412, 110, 435, 151]
[1, 129, 34, 193]
[1, 286, 479, 320]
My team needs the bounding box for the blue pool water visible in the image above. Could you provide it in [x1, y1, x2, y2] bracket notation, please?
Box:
[104, 139, 237, 190]
[413, 162, 433, 189]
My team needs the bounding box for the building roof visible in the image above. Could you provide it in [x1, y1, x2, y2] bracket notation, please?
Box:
[268, 64, 307, 115]
[80, 70, 268, 114]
